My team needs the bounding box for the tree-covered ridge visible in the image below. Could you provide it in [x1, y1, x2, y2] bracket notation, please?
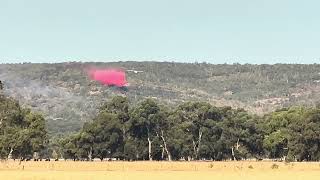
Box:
[59, 96, 320, 162]
[1, 62, 320, 135]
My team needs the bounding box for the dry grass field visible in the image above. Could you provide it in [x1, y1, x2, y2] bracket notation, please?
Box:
[0, 160, 320, 180]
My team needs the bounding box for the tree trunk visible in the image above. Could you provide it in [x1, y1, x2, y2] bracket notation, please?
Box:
[161, 146, 165, 160]
[7, 148, 13, 159]
[231, 147, 235, 161]
[192, 140, 197, 159]
[147, 137, 152, 161]
[192, 130, 203, 160]
[160, 130, 172, 161]
[187, 156, 191, 161]
[231, 139, 240, 161]
[88, 147, 93, 161]
[196, 130, 203, 157]
[235, 138, 240, 150]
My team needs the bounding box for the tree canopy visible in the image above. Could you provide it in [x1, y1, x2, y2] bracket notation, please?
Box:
[0, 95, 47, 160]
[59, 96, 320, 162]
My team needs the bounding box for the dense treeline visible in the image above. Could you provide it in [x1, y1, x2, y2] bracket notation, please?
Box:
[0, 94, 48, 160]
[1, 86, 320, 161]
[58, 96, 320, 162]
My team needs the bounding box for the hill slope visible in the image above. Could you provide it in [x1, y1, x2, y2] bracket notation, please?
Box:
[1, 62, 320, 135]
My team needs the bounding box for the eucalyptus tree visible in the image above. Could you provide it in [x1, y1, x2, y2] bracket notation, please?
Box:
[129, 99, 164, 161]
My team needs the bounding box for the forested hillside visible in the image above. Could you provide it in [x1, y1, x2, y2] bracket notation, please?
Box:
[1, 62, 320, 135]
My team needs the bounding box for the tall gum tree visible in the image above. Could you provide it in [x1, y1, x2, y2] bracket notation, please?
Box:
[172, 102, 222, 160]
[130, 99, 162, 161]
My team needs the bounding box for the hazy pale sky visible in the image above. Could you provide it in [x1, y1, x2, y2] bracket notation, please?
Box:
[0, 0, 319, 64]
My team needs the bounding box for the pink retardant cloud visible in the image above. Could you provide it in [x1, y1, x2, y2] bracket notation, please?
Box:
[88, 68, 128, 87]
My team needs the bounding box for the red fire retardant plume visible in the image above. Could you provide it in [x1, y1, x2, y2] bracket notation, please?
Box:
[88, 68, 128, 87]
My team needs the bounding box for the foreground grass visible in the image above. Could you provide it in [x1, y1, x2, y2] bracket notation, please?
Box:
[0, 161, 319, 180]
